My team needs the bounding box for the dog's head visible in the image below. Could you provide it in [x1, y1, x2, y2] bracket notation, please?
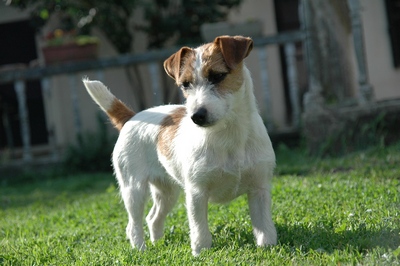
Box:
[164, 35, 253, 127]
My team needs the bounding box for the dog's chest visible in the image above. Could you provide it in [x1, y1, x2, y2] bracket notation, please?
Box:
[201, 168, 245, 203]
[161, 141, 247, 190]
[157, 113, 274, 199]
[162, 131, 258, 201]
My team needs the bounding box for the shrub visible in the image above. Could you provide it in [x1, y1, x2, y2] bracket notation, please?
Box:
[63, 114, 115, 173]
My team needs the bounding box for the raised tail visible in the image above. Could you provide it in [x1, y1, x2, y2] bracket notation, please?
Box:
[83, 79, 135, 131]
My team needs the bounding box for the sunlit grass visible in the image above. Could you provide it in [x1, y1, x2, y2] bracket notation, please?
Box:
[1, 143, 399, 265]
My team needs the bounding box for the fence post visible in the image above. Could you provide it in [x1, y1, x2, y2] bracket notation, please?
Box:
[96, 70, 104, 82]
[41, 77, 59, 161]
[257, 47, 274, 131]
[148, 62, 163, 106]
[69, 75, 82, 136]
[284, 42, 301, 129]
[14, 80, 32, 162]
[300, 0, 325, 113]
[347, 0, 374, 104]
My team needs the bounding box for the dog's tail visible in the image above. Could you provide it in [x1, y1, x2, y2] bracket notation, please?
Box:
[83, 79, 135, 131]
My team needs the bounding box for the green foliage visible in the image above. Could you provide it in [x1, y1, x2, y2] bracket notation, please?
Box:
[317, 111, 397, 157]
[74, 35, 99, 45]
[9, 0, 137, 53]
[9, 0, 243, 51]
[89, 1, 136, 53]
[46, 32, 99, 46]
[141, 0, 242, 48]
[303, 107, 400, 157]
[63, 114, 115, 173]
[1, 142, 399, 264]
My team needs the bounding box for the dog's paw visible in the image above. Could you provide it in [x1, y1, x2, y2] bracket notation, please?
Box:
[146, 217, 164, 243]
[192, 248, 202, 256]
[126, 222, 147, 251]
[191, 232, 212, 256]
[129, 238, 147, 252]
[192, 243, 210, 257]
[254, 227, 277, 247]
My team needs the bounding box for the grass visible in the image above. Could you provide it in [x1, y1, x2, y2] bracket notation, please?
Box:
[1, 143, 399, 265]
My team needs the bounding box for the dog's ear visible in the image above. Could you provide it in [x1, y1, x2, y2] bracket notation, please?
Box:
[214, 35, 253, 70]
[164, 47, 193, 81]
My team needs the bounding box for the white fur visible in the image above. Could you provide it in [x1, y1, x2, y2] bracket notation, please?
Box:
[83, 79, 115, 112]
[84, 50, 277, 256]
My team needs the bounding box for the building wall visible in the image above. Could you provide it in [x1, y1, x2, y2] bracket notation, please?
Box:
[37, 13, 139, 148]
[362, 0, 400, 101]
[2, 0, 400, 155]
[0, 4, 30, 23]
[43, 0, 287, 150]
[0, 4, 136, 150]
[303, 0, 358, 104]
[227, 0, 287, 130]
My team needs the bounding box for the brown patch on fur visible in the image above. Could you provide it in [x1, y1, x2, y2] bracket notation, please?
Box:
[163, 36, 253, 96]
[164, 48, 196, 99]
[107, 98, 135, 131]
[214, 36, 253, 70]
[177, 52, 196, 100]
[178, 58, 195, 84]
[157, 107, 187, 159]
[201, 43, 229, 76]
[164, 47, 195, 84]
[217, 62, 245, 94]
[201, 42, 244, 94]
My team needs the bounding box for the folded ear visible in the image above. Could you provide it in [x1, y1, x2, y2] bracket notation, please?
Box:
[214, 35, 253, 70]
[163, 47, 193, 81]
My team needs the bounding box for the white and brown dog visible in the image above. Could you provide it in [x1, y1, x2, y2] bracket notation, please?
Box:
[83, 35, 277, 256]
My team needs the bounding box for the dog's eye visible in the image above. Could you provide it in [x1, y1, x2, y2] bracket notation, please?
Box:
[208, 72, 227, 84]
[181, 81, 191, 89]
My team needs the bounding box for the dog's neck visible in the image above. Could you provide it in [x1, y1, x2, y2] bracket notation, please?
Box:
[176, 66, 271, 176]
[198, 67, 261, 164]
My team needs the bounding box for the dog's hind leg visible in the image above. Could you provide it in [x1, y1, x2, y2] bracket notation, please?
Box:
[121, 179, 149, 251]
[146, 179, 180, 243]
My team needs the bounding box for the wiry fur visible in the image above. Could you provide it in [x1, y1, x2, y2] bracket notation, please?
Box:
[83, 35, 277, 256]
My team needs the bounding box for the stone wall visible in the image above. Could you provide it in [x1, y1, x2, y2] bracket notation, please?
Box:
[302, 0, 357, 108]
[303, 100, 400, 155]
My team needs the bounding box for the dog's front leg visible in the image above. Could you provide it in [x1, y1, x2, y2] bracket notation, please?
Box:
[185, 188, 211, 256]
[248, 187, 277, 247]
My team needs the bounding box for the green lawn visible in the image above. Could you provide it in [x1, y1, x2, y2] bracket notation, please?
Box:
[1, 143, 399, 265]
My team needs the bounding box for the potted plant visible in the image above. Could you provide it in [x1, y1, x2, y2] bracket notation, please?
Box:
[42, 28, 99, 64]
[41, 16, 99, 65]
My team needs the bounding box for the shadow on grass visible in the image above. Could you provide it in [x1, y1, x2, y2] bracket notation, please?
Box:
[0, 171, 115, 210]
[276, 223, 399, 253]
[207, 223, 399, 254]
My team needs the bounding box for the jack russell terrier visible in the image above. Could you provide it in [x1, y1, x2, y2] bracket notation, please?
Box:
[83, 35, 277, 256]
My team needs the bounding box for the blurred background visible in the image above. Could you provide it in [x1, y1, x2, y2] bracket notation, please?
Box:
[0, 0, 399, 170]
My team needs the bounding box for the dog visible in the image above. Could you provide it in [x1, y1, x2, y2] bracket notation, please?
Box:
[83, 35, 277, 256]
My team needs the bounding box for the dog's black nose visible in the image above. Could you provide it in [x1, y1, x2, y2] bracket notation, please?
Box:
[191, 107, 208, 126]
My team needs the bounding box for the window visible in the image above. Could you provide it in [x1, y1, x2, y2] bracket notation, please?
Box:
[385, 0, 400, 68]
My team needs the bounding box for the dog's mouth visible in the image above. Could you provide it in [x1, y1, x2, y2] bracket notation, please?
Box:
[194, 121, 214, 127]
[191, 117, 214, 127]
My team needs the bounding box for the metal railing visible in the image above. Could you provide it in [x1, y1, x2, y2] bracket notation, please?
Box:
[0, 31, 305, 163]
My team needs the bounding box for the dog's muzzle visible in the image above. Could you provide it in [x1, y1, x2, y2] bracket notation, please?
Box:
[191, 107, 208, 126]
